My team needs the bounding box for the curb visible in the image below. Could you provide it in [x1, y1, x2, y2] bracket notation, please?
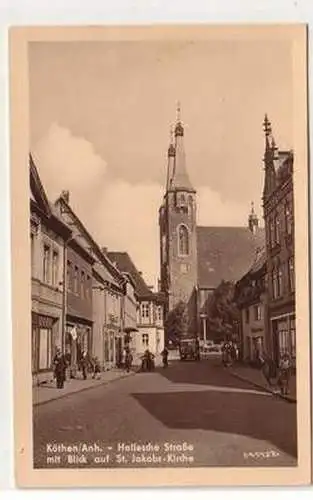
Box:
[33, 370, 137, 408]
[229, 370, 297, 404]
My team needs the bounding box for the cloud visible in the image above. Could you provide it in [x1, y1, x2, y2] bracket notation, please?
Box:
[32, 123, 163, 287]
[33, 122, 107, 204]
[197, 186, 250, 227]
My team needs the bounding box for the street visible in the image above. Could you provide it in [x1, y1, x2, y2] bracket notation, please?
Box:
[33, 359, 297, 468]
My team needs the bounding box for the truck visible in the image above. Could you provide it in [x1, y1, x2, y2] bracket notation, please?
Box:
[179, 337, 200, 361]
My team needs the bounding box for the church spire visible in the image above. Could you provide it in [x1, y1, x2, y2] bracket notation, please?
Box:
[262, 113, 277, 200]
[169, 102, 195, 192]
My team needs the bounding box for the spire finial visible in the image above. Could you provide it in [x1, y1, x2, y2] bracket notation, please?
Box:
[176, 100, 181, 123]
[251, 201, 255, 214]
[263, 113, 272, 137]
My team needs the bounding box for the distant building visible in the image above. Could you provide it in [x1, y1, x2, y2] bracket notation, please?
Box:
[108, 252, 165, 364]
[235, 247, 267, 364]
[262, 115, 295, 367]
[30, 155, 72, 385]
[159, 106, 265, 344]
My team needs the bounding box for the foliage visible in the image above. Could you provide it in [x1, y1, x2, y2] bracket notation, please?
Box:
[164, 300, 189, 343]
[207, 280, 240, 343]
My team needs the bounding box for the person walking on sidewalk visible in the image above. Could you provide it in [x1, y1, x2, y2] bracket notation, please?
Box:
[53, 347, 67, 389]
[161, 347, 169, 368]
[92, 356, 101, 380]
[278, 352, 291, 396]
[80, 351, 88, 380]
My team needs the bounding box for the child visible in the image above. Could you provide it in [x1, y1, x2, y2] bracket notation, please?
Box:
[92, 357, 101, 380]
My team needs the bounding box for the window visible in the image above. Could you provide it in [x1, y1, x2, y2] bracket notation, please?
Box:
[254, 304, 262, 321]
[288, 256, 295, 292]
[278, 264, 283, 297]
[290, 318, 296, 360]
[272, 269, 278, 299]
[157, 306, 163, 321]
[67, 261, 72, 291]
[142, 333, 149, 347]
[38, 328, 52, 371]
[141, 303, 150, 319]
[30, 233, 35, 276]
[269, 219, 275, 248]
[178, 225, 189, 256]
[245, 308, 250, 324]
[73, 266, 79, 294]
[272, 262, 283, 299]
[52, 251, 59, 286]
[81, 271, 85, 297]
[285, 201, 293, 235]
[86, 275, 91, 300]
[274, 212, 280, 245]
[43, 245, 50, 283]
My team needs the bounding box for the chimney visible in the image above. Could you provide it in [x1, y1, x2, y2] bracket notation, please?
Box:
[101, 246, 108, 255]
[61, 190, 70, 204]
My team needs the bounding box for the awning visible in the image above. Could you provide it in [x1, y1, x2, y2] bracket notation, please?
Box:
[124, 327, 139, 333]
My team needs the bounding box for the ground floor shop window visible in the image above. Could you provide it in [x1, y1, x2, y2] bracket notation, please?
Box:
[32, 313, 55, 373]
[39, 328, 52, 370]
[273, 316, 296, 365]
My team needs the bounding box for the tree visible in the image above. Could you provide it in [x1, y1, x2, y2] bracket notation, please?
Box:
[164, 300, 189, 344]
[207, 280, 240, 343]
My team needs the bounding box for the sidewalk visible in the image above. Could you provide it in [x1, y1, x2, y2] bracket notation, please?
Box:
[229, 363, 297, 403]
[33, 368, 136, 406]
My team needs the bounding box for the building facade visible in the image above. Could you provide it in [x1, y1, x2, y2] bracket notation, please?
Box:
[30, 155, 72, 385]
[108, 252, 165, 365]
[235, 248, 267, 364]
[262, 115, 296, 367]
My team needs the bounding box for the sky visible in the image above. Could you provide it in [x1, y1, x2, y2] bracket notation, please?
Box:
[29, 37, 293, 288]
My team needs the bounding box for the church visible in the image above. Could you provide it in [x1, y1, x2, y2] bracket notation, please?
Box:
[159, 107, 265, 344]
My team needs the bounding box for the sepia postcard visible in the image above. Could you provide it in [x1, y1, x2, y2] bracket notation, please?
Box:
[10, 24, 311, 487]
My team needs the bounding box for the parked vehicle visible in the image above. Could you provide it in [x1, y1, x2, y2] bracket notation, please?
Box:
[201, 343, 223, 359]
[179, 338, 200, 361]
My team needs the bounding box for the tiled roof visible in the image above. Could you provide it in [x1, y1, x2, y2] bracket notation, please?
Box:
[107, 251, 153, 298]
[197, 226, 265, 288]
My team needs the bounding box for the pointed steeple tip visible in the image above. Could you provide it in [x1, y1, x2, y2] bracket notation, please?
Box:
[175, 100, 184, 137]
[263, 113, 272, 136]
[168, 124, 176, 156]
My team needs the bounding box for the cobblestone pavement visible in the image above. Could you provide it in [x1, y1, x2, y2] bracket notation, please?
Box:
[33, 358, 297, 469]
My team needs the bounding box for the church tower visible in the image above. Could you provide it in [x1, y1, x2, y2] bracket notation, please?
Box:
[159, 104, 198, 339]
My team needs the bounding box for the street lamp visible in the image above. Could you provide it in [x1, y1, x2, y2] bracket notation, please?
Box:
[199, 312, 208, 345]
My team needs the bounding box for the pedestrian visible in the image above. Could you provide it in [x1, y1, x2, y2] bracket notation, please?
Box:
[53, 347, 67, 389]
[125, 347, 133, 373]
[92, 356, 101, 380]
[80, 351, 88, 380]
[161, 347, 169, 368]
[278, 352, 291, 396]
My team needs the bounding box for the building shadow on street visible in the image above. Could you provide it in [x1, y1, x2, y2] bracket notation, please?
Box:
[156, 359, 266, 391]
[132, 390, 297, 459]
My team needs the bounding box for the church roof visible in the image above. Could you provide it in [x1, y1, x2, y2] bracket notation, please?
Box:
[107, 251, 154, 299]
[197, 226, 265, 289]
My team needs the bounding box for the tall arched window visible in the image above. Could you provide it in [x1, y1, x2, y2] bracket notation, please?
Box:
[178, 224, 189, 256]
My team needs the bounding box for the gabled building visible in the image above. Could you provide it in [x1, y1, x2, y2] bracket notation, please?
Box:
[108, 251, 165, 364]
[159, 106, 265, 345]
[262, 115, 295, 367]
[30, 154, 72, 386]
[54, 192, 126, 373]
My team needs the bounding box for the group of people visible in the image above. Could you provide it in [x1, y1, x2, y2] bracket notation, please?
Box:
[259, 351, 292, 396]
[221, 340, 239, 367]
[52, 348, 101, 389]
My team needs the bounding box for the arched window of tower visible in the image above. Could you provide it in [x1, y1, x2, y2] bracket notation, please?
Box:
[178, 224, 189, 256]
